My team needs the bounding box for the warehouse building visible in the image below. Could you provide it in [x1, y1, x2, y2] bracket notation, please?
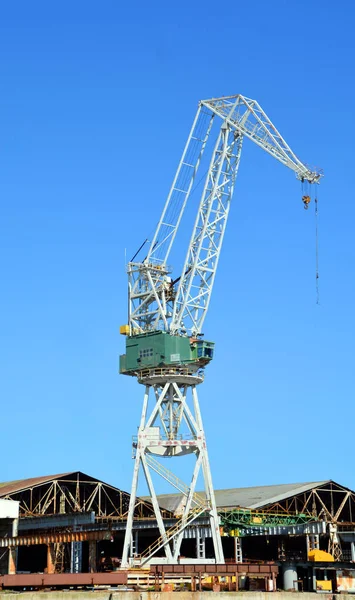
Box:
[0, 472, 355, 591]
[0, 472, 160, 574]
[0, 498, 19, 575]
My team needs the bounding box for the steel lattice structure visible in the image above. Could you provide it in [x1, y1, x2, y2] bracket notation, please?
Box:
[120, 94, 322, 568]
[127, 95, 321, 337]
[0, 472, 154, 520]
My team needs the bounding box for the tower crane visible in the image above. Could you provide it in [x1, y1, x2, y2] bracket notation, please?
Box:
[119, 94, 322, 568]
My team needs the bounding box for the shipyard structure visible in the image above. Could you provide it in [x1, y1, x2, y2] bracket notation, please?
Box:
[0, 96, 328, 593]
[0, 472, 355, 592]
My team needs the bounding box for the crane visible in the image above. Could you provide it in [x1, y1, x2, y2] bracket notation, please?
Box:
[119, 94, 322, 568]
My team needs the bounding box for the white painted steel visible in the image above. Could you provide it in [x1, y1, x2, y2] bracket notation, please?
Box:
[202, 95, 321, 183]
[123, 94, 322, 568]
[171, 125, 242, 334]
[127, 94, 321, 336]
[147, 106, 215, 265]
[0, 499, 19, 519]
[121, 378, 224, 567]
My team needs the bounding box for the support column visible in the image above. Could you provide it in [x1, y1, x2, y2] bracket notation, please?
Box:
[192, 387, 224, 563]
[278, 538, 286, 560]
[121, 387, 149, 568]
[351, 541, 355, 562]
[88, 541, 97, 573]
[71, 542, 82, 573]
[47, 544, 55, 574]
[234, 536, 243, 563]
[306, 533, 319, 559]
[134, 530, 139, 556]
[122, 372, 224, 567]
[196, 528, 206, 559]
[272, 571, 276, 592]
[7, 517, 19, 575]
[8, 547, 16, 575]
[312, 567, 316, 592]
[12, 518, 19, 538]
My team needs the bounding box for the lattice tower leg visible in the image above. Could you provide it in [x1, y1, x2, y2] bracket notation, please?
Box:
[54, 543, 67, 573]
[121, 372, 224, 568]
[328, 524, 343, 561]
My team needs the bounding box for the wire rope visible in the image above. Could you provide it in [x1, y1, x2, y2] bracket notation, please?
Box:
[314, 187, 320, 305]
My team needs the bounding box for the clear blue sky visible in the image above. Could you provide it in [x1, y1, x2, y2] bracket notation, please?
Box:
[1, 1, 354, 495]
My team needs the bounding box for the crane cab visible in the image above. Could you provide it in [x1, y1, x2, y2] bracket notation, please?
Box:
[190, 338, 214, 362]
[119, 331, 214, 376]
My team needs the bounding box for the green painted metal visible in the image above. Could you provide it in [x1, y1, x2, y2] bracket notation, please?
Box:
[220, 507, 315, 532]
[119, 331, 214, 375]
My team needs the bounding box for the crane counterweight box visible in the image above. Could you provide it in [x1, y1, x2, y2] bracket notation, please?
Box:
[119, 330, 214, 375]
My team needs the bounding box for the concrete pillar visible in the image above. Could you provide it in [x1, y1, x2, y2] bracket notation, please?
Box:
[88, 541, 97, 573]
[47, 544, 55, 574]
[282, 563, 298, 591]
[8, 547, 16, 575]
[351, 541, 355, 562]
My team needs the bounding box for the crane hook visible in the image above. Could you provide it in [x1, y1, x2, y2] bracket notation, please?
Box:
[302, 195, 311, 210]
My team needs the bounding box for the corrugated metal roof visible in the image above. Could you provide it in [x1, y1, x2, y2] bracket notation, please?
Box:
[150, 481, 331, 513]
[214, 481, 330, 509]
[148, 493, 184, 514]
[0, 473, 84, 497]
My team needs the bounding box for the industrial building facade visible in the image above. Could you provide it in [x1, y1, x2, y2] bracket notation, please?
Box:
[1, 472, 355, 591]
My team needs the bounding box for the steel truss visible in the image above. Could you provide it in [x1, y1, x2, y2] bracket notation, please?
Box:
[171, 127, 242, 334]
[121, 370, 224, 567]
[220, 508, 314, 530]
[127, 107, 215, 336]
[1, 473, 155, 520]
[127, 95, 321, 338]
[251, 481, 355, 561]
[122, 94, 322, 569]
[260, 482, 355, 525]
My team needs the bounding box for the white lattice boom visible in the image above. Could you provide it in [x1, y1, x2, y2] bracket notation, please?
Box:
[127, 94, 321, 337]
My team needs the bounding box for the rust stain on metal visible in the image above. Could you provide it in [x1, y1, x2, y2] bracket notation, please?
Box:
[0, 572, 128, 589]
[150, 562, 278, 575]
[0, 529, 112, 547]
